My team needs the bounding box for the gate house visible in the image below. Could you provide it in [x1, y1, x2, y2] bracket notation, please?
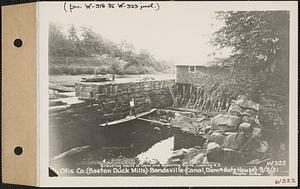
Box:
[175, 64, 231, 99]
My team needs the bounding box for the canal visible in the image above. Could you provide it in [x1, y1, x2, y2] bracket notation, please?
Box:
[50, 119, 206, 173]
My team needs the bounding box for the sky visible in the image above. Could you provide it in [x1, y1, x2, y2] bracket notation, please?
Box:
[42, 2, 227, 65]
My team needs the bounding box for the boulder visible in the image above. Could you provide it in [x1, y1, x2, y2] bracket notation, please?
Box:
[234, 99, 260, 111]
[223, 148, 245, 164]
[227, 104, 243, 116]
[240, 135, 261, 153]
[238, 122, 252, 132]
[222, 132, 247, 151]
[211, 114, 241, 131]
[183, 148, 201, 156]
[207, 132, 226, 145]
[255, 141, 270, 153]
[207, 142, 221, 154]
[243, 109, 257, 117]
[202, 156, 210, 164]
[251, 127, 262, 138]
[246, 141, 270, 161]
[177, 148, 202, 164]
[206, 142, 224, 162]
[167, 158, 182, 164]
[190, 153, 206, 164]
[242, 115, 256, 124]
[194, 145, 202, 150]
[170, 149, 187, 159]
[237, 94, 248, 100]
[145, 158, 160, 165]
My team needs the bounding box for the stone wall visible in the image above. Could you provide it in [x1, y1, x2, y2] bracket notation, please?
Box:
[75, 79, 175, 121]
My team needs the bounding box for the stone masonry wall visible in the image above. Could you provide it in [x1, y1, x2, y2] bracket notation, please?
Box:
[75, 79, 175, 122]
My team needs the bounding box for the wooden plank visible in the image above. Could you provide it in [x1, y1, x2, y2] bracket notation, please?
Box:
[192, 98, 199, 109]
[53, 145, 90, 161]
[167, 84, 176, 106]
[49, 84, 75, 92]
[168, 107, 202, 113]
[102, 146, 131, 149]
[49, 100, 66, 107]
[137, 117, 171, 126]
[99, 108, 157, 127]
[51, 91, 75, 98]
[49, 105, 72, 114]
[186, 98, 192, 108]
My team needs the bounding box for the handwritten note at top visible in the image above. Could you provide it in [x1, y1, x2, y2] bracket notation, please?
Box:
[63, 2, 161, 13]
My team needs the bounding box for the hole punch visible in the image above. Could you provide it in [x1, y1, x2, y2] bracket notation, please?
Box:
[13, 38, 23, 48]
[14, 146, 23, 155]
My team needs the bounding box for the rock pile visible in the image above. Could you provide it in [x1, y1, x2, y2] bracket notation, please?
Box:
[204, 96, 270, 164]
[167, 147, 207, 165]
[166, 96, 271, 165]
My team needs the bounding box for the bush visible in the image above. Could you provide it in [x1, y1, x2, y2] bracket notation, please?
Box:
[49, 62, 168, 75]
[124, 65, 140, 74]
[49, 66, 64, 74]
[95, 67, 108, 75]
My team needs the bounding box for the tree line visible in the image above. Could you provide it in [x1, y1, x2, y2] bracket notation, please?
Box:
[49, 23, 173, 75]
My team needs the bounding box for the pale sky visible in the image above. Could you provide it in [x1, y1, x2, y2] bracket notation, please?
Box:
[41, 2, 227, 65]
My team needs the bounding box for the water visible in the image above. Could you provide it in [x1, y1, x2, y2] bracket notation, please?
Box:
[50, 118, 207, 175]
[137, 136, 175, 164]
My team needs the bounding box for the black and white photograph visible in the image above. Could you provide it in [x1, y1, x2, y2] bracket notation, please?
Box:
[43, 1, 296, 183]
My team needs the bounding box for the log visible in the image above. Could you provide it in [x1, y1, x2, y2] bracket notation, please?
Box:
[49, 84, 75, 92]
[49, 100, 66, 107]
[49, 105, 72, 114]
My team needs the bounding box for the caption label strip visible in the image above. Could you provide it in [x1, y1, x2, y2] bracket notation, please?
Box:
[58, 160, 288, 176]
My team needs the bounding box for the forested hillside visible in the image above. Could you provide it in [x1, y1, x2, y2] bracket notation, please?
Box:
[49, 23, 173, 75]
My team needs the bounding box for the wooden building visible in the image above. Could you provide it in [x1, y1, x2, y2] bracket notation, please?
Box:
[174, 64, 232, 110]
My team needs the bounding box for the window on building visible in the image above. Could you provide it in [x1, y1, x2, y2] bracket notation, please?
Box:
[189, 66, 196, 73]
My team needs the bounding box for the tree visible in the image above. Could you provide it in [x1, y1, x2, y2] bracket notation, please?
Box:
[80, 26, 105, 56]
[210, 11, 289, 97]
[49, 23, 68, 57]
[49, 23, 173, 75]
[67, 25, 79, 42]
[67, 25, 80, 56]
[211, 11, 289, 75]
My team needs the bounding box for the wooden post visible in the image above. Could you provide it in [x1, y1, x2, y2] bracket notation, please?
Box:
[181, 85, 186, 105]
